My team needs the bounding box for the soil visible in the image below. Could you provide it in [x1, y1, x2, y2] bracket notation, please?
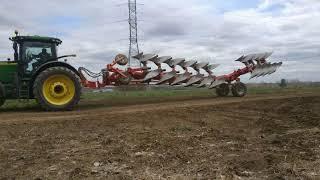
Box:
[0, 92, 320, 179]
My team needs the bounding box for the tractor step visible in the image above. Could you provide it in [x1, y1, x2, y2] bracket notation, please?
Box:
[19, 80, 30, 99]
[19, 89, 30, 99]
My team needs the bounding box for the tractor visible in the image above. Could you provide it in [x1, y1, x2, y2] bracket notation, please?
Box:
[0, 31, 82, 111]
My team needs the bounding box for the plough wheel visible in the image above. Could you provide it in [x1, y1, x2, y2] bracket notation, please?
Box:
[115, 54, 129, 66]
[231, 82, 247, 97]
[216, 83, 229, 97]
[118, 72, 132, 85]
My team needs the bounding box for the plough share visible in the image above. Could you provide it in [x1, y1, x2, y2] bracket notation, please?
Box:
[79, 52, 282, 97]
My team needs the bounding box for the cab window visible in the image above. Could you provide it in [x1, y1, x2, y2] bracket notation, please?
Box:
[21, 42, 56, 73]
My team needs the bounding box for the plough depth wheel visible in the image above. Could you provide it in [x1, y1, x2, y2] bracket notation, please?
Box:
[115, 54, 129, 66]
[216, 83, 229, 97]
[117, 72, 132, 85]
[231, 82, 247, 97]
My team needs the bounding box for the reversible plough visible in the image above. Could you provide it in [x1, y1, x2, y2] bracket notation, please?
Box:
[79, 52, 282, 97]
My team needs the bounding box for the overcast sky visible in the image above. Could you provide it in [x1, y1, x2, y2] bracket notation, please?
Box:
[0, 0, 319, 82]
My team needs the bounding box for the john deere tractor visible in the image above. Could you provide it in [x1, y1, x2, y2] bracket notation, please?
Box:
[0, 31, 82, 111]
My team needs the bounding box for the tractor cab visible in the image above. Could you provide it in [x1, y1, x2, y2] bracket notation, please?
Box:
[9, 31, 62, 75]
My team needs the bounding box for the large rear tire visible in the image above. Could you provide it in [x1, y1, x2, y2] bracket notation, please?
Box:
[216, 83, 229, 97]
[231, 82, 247, 97]
[0, 82, 5, 107]
[33, 67, 82, 111]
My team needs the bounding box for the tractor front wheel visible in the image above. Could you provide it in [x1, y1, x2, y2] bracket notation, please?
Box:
[0, 83, 5, 107]
[33, 67, 82, 111]
[231, 82, 247, 97]
[216, 83, 230, 97]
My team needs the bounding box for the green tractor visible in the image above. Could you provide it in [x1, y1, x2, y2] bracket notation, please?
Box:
[0, 31, 82, 111]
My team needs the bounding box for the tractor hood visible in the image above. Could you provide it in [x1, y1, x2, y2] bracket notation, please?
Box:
[0, 61, 17, 83]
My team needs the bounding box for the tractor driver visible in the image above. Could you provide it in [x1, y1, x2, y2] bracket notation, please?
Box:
[37, 48, 51, 62]
[29, 48, 52, 71]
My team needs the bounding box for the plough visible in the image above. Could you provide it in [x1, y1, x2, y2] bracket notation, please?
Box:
[79, 52, 282, 97]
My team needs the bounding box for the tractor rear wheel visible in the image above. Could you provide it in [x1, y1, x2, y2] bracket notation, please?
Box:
[0, 82, 5, 107]
[216, 83, 229, 97]
[231, 82, 247, 97]
[33, 67, 82, 111]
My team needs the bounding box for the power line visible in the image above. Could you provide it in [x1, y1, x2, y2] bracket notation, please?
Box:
[104, 19, 128, 25]
[116, 2, 144, 6]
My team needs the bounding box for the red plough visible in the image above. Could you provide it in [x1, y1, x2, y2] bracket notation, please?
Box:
[78, 52, 282, 97]
[79, 54, 149, 88]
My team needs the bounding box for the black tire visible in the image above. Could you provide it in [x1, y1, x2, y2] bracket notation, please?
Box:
[231, 82, 247, 97]
[33, 67, 82, 111]
[216, 83, 229, 97]
[0, 82, 5, 107]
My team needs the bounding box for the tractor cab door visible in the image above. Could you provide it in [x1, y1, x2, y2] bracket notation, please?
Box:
[20, 41, 57, 76]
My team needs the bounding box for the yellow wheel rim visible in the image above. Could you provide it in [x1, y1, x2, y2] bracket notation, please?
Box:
[42, 75, 75, 106]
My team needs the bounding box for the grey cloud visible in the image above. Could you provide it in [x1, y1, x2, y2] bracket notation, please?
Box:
[146, 21, 186, 37]
[0, 0, 319, 82]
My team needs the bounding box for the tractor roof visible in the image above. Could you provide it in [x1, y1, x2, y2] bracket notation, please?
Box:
[10, 35, 62, 45]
